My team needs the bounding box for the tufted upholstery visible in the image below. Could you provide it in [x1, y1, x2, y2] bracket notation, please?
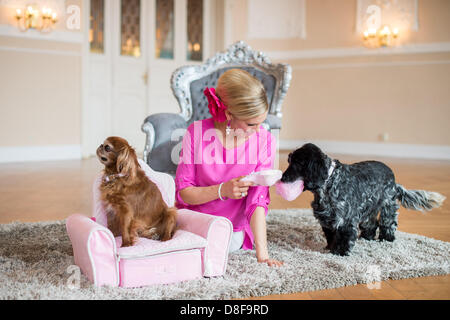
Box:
[141, 41, 291, 174]
[188, 67, 275, 124]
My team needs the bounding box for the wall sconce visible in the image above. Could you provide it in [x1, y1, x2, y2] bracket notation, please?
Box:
[363, 25, 399, 48]
[14, 5, 58, 33]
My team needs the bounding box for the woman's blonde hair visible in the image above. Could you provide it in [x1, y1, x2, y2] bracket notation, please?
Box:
[216, 69, 269, 120]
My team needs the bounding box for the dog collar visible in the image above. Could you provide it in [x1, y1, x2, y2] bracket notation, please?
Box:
[103, 173, 126, 183]
[325, 160, 336, 184]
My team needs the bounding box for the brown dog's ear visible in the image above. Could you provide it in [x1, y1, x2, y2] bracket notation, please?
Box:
[116, 144, 138, 178]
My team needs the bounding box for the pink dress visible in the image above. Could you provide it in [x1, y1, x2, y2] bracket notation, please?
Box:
[175, 117, 276, 250]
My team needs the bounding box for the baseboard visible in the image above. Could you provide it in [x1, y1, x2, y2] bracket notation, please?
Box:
[279, 140, 450, 160]
[1, 141, 448, 163]
[0, 145, 82, 163]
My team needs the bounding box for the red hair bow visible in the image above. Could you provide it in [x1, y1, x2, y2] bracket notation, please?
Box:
[204, 87, 227, 122]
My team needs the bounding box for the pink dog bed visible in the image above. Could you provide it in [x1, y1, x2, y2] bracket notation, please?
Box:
[66, 159, 233, 288]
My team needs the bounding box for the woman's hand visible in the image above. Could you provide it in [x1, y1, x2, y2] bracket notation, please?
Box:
[222, 176, 254, 199]
[257, 258, 284, 267]
[178, 176, 253, 206]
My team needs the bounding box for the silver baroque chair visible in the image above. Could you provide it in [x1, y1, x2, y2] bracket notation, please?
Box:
[141, 41, 292, 175]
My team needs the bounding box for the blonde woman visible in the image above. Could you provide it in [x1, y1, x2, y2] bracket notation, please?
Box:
[175, 69, 283, 267]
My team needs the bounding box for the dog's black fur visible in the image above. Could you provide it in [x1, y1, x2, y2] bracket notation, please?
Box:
[281, 143, 445, 256]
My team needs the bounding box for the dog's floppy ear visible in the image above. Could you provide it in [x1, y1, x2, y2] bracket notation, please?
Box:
[116, 144, 138, 178]
[304, 152, 329, 190]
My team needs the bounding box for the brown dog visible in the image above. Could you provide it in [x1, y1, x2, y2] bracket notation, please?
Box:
[96, 136, 177, 247]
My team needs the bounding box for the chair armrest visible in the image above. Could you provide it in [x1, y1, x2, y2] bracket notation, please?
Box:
[263, 114, 282, 130]
[141, 113, 188, 173]
[176, 209, 233, 277]
[66, 214, 119, 287]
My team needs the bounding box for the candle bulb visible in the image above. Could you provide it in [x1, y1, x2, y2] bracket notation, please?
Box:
[368, 28, 377, 37]
[393, 27, 399, 38]
[381, 25, 391, 36]
[363, 30, 369, 40]
[14, 6, 60, 31]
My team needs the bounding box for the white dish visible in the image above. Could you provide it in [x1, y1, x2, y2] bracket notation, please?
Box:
[240, 170, 283, 186]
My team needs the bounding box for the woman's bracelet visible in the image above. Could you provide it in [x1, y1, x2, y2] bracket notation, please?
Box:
[218, 182, 226, 201]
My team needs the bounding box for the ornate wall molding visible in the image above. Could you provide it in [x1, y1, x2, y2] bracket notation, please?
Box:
[247, 0, 306, 39]
[0, 24, 83, 43]
[266, 42, 450, 61]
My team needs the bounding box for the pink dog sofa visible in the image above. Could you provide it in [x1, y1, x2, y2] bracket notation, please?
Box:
[66, 159, 233, 288]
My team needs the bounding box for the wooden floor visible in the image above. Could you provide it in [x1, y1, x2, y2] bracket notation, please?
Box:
[0, 151, 449, 300]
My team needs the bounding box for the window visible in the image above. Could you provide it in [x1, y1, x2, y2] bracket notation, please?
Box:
[89, 0, 104, 53]
[120, 0, 141, 58]
[155, 0, 175, 59]
[187, 0, 203, 61]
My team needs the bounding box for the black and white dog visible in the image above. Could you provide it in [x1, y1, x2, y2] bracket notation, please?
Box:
[281, 143, 446, 256]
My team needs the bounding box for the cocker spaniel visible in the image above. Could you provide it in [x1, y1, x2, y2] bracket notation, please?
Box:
[281, 143, 445, 256]
[96, 136, 177, 247]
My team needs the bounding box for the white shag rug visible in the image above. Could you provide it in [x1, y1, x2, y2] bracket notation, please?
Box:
[1, 209, 449, 300]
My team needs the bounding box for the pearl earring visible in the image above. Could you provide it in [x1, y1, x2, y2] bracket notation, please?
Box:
[226, 120, 231, 135]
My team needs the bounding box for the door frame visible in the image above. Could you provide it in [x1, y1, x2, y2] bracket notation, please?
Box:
[81, 0, 223, 158]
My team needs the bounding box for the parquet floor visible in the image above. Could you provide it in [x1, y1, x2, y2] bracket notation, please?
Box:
[0, 151, 449, 300]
